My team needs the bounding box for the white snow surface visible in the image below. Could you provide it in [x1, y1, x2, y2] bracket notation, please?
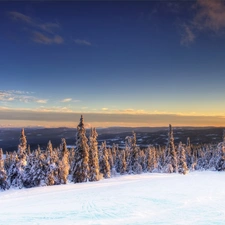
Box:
[1, 171, 225, 225]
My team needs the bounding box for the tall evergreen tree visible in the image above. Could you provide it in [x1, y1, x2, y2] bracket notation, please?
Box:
[72, 115, 89, 183]
[120, 150, 127, 174]
[163, 124, 177, 173]
[59, 138, 70, 184]
[89, 128, 100, 181]
[147, 145, 157, 172]
[177, 142, 188, 174]
[126, 132, 141, 174]
[223, 129, 225, 142]
[0, 148, 8, 190]
[18, 128, 27, 157]
[215, 142, 225, 171]
[99, 142, 110, 178]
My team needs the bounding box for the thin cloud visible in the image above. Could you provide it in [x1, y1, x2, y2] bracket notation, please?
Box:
[8, 11, 33, 24]
[32, 31, 64, 44]
[180, 23, 196, 46]
[74, 39, 92, 46]
[38, 22, 60, 34]
[8, 11, 63, 44]
[8, 11, 60, 34]
[0, 90, 48, 104]
[102, 108, 108, 111]
[194, 0, 225, 32]
[180, 0, 225, 45]
[36, 99, 48, 104]
[61, 98, 72, 103]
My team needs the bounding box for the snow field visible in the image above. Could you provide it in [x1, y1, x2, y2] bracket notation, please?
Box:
[1, 171, 225, 225]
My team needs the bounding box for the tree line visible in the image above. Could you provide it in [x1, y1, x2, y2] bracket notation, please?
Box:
[0, 115, 225, 190]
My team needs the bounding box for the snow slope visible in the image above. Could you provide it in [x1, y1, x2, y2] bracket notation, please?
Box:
[1, 171, 225, 225]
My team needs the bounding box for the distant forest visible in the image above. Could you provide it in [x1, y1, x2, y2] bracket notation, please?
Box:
[1, 115, 225, 190]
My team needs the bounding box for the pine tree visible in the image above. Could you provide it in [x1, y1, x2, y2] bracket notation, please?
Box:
[101, 142, 110, 178]
[125, 132, 141, 174]
[120, 150, 127, 174]
[7, 152, 24, 188]
[72, 115, 89, 183]
[215, 142, 225, 171]
[223, 129, 225, 142]
[18, 128, 27, 157]
[0, 148, 8, 190]
[147, 145, 157, 172]
[46, 140, 53, 162]
[59, 138, 70, 184]
[163, 124, 177, 173]
[177, 142, 188, 174]
[89, 128, 100, 181]
[115, 144, 121, 173]
[139, 150, 146, 172]
[111, 143, 117, 168]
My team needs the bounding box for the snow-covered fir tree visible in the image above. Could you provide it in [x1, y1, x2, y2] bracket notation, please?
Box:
[0, 148, 8, 190]
[72, 115, 90, 183]
[177, 142, 188, 174]
[18, 128, 27, 157]
[125, 132, 141, 174]
[163, 124, 177, 173]
[139, 149, 146, 172]
[215, 141, 225, 171]
[99, 141, 110, 178]
[120, 149, 127, 174]
[146, 145, 158, 172]
[7, 130, 28, 189]
[59, 138, 70, 184]
[111, 143, 117, 168]
[89, 128, 100, 181]
[223, 129, 225, 142]
[46, 140, 53, 162]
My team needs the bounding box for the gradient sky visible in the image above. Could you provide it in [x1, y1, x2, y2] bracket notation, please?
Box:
[1, 0, 225, 127]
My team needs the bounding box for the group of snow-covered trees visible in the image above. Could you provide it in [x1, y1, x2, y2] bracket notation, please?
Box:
[1, 115, 225, 190]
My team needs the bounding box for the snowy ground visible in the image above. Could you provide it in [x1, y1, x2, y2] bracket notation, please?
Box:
[1, 171, 225, 225]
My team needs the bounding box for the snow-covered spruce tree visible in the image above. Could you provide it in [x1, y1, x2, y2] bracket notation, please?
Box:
[125, 132, 141, 174]
[115, 144, 122, 173]
[223, 129, 225, 142]
[156, 145, 164, 172]
[215, 141, 225, 171]
[163, 124, 177, 173]
[108, 148, 114, 171]
[139, 149, 146, 172]
[72, 115, 89, 183]
[23, 150, 47, 188]
[7, 129, 28, 188]
[0, 148, 9, 190]
[120, 149, 127, 175]
[18, 128, 27, 157]
[7, 152, 24, 188]
[4, 152, 13, 173]
[177, 142, 188, 174]
[190, 147, 198, 171]
[99, 141, 111, 178]
[186, 137, 192, 169]
[111, 143, 117, 168]
[146, 145, 158, 173]
[46, 140, 53, 163]
[89, 128, 100, 182]
[59, 138, 70, 184]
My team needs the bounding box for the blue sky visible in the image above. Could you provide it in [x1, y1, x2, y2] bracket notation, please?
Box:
[1, 0, 225, 127]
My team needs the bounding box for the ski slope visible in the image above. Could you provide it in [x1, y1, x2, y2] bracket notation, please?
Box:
[1, 171, 225, 225]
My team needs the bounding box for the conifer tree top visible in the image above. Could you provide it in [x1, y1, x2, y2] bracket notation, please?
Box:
[78, 115, 84, 128]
